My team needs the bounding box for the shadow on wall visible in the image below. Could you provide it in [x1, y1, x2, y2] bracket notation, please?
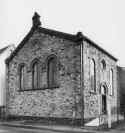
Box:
[120, 93, 125, 115]
[0, 106, 5, 120]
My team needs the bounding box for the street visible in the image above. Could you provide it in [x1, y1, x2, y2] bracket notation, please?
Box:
[0, 124, 125, 133]
[0, 126, 64, 133]
[0, 125, 89, 133]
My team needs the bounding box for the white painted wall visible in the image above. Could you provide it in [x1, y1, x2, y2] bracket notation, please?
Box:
[0, 45, 14, 106]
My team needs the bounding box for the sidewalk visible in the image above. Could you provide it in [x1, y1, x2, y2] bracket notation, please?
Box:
[0, 120, 109, 133]
[0, 120, 124, 133]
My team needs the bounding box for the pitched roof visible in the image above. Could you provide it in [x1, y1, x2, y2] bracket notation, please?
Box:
[5, 26, 117, 64]
[83, 35, 118, 61]
[38, 28, 118, 61]
[5, 12, 117, 63]
[38, 27, 77, 41]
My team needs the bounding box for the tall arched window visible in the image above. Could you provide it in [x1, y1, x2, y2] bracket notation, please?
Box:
[109, 69, 113, 95]
[47, 56, 57, 87]
[19, 64, 25, 90]
[90, 59, 96, 92]
[32, 61, 39, 89]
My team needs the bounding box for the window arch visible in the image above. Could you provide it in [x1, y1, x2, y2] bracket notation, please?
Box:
[109, 69, 113, 95]
[90, 59, 96, 92]
[101, 59, 106, 70]
[18, 64, 26, 90]
[31, 59, 40, 89]
[47, 55, 57, 87]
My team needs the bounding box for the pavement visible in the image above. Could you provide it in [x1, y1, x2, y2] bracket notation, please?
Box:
[0, 125, 64, 133]
[0, 120, 125, 133]
[0, 120, 95, 133]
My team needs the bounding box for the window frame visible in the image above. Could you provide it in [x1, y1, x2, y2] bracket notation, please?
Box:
[31, 58, 40, 89]
[18, 55, 59, 92]
[109, 68, 114, 96]
[90, 58, 96, 92]
[46, 55, 58, 88]
[101, 59, 106, 70]
[18, 63, 26, 90]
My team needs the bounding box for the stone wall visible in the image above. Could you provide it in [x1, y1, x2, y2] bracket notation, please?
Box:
[6, 29, 118, 123]
[83, 40, 118, 123]
[7, 30, 81, 119]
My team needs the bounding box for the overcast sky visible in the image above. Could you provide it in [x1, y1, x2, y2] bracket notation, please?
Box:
[0, 0, 124, 66]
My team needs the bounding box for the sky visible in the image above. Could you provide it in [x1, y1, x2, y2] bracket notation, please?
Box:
[0, 0, 124, 66]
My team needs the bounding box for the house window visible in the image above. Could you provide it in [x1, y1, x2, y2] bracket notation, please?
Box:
[101, 59, 106, 80]
[47, 56, 57, 87]
[32, 61, 39, 89]
[90, 59, 96, 92]
[109, 69, 113, 95]
[101, 85, 107, 114]
[19, 64, 25, 90]
[101, 59, 106, 70]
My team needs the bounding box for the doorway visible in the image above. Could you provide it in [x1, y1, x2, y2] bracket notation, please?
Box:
[101, 85, 107, 114]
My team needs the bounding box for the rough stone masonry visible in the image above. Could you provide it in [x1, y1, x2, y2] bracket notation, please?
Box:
[5, 12, 118, 125]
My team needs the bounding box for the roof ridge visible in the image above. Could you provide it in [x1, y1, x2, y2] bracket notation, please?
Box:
[6, 26, 117, 64]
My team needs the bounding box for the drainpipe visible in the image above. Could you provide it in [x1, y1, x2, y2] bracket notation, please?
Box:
[76, 32, 84, 126]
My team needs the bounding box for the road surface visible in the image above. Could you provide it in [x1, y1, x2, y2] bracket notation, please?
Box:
[0, 125, 89, 133]
[0, 124, 125, 133]
[0, 126, 64, 133]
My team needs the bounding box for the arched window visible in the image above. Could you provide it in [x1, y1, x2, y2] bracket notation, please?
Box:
[19, 64, 26, 90]
[47, 56, 57, 87]
[109, 69, 113, 95]
[101, 59, 106, 80]
[90, 59, 96, 92]
[101, 59, 106, 70]
[32, 60, 39, 89]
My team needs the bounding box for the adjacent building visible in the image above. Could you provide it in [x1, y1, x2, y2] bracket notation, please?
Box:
[0, 45, 15, 117]
[5, 12, 118, 126]
[117, 66, 125, 120]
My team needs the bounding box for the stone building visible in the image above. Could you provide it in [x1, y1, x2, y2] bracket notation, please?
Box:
[0, 45, 15, 117]
[117, 66, 125, 120]
[5, 12, 118, 126]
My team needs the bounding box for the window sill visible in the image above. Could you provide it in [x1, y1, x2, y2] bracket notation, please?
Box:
[18, 85, 59, 92]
